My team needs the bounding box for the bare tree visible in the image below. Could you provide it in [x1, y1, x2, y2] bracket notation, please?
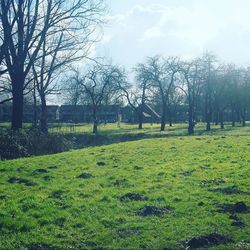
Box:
[239, 68, 250, 126]
[62, 72, 83, 123]
[146, 56, 180, 131]
[70, 64, 126, 134]
[200, 53, 217, 131]
[118, 63, 154, 129]
[0, 0, 105, 130]
[180, 59, 203, 134]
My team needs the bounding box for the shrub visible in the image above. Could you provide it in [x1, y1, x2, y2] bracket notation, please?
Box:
[0, 129, 72, 160]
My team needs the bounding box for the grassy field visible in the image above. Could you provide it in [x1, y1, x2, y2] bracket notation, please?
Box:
[0, 125, 250, 249]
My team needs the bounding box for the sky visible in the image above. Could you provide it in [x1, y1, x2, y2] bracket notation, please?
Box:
[95, 0, 250, 69]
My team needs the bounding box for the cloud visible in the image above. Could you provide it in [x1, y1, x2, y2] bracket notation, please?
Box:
[98, 0, 250, 68]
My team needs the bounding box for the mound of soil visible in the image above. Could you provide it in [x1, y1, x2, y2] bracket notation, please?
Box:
[133, 166, 143, 170]
[117, 228, 141, 238]
[8, 177, 36, 186]
[0, 195, 6, 200]
[96, 162, 106, 166]
[180, 170, 195, 176]
[27, 243, 57, 250]
[120, 193, 147, 202]
[49, 190, 64, 199]
[185, 233, 231, 249]
[80, 241, 97, 247]
[113, 179, 129, 187]
[32, 169, 48, 175]
[229, 214, 246, 227]
[48, 166, 58, 169]
[219, 202, 249, 213]
[231, 221, 245, 227]
[209, 186, 250, 195]
[200, 179, 225, 186]
[43, 175, 54, 181]
[137, 205, 172, 217]
[77, 173, 94, 179]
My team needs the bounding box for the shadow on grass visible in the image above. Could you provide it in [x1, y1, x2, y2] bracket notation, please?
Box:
[63, 123, 250, 150]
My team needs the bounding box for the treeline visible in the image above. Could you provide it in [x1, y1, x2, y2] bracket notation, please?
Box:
[1, 1, 250, 135]
[132, 54, 250, 134]
[65, 53, 250, 134]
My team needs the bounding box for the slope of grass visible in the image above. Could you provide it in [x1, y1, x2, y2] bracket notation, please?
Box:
[0, 133, 249, 249]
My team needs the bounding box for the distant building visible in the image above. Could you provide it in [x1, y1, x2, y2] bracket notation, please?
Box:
[59, 105, 120, 123]
[0, 104, 59, 123]
[1, 103, 249, 124]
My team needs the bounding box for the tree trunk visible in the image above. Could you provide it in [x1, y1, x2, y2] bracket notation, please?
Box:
[138, 106, 143, 130]
[206, 105, 212, 131]
[168, 110, 172, 127]
[40, 94, 48, 133]
[215, 111, 219, 125]
[188, 106, 194, 135]
[219, 111, 224, 129]
[241, 108, 246, 127]
[231, 107, 235, 127]
[160, 105, 166, 131]
[92, 107, 98, 134]
[11, 78, 24, 130]
[242, 116, 246, 127]
[33, 86, 38, 128]
[205, 93, 212, 131]
[138, 119, 143, 129]
[206, 120, 211, 131]
[74, 104, 78, 123]
[93, 120, 98, 134]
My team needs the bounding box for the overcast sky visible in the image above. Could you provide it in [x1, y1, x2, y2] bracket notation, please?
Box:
[95, 0, 250, 69]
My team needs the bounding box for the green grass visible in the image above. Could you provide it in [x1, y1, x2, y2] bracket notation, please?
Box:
[48, 122, 250, 136]
[0, 127, 250, 249]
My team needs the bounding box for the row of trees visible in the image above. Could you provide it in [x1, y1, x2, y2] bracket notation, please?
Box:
[133, 54, 250, 134]
[64, 53, 250, 134]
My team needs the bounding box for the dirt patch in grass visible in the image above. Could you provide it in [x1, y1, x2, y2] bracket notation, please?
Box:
[120, 193, 147, 202]
[96, 161, 106, 166]
[8, 177, 36, 186]
[180, 170, 196, 176]
[229, 214, 246, 228]
[158, 172, 165, 176]
[113, 179, 129, 187]
[117, 228, 141, 238]
[80, 241, 97, 247]
[200, 179, 225, 186]
[48, 166, 58, 169]
[49, 190, 65, 199]
[133, 165, 143, 170]
[218, 202, 249, 213]
[53, 217, 66, 227]
[0, 194, 6, 200]
[184, 233, 232, 249]
[43, 175, 54, 181]
[32, 169, 48, 175]
[27, 243, 57, 250]
[209, 186, 250, 195]
[77, 173, 94, 179]
[137, 205, 172, 217]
